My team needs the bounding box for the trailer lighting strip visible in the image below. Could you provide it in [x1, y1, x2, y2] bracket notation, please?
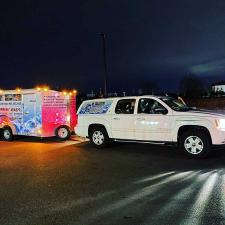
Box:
[0, 87, 77, 96]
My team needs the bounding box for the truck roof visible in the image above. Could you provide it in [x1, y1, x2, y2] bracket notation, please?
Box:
[82, 95, 167, 102]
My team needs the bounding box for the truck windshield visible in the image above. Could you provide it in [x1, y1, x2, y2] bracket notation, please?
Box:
[160, 97, 190, 112]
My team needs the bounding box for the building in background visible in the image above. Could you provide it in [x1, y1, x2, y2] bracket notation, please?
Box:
[212, 81, 225, 94]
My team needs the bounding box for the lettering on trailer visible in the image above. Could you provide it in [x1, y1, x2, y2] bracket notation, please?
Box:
[42, 93, 69, 129]
[0, 94, 23, 132]
[0, 94, 23, 117]
[43, 95, 67, 108]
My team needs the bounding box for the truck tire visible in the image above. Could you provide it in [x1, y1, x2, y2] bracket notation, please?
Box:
[179, 130, 211, 158]
[90, 126, 109, 148]
[3, 127, 14, 141]
[56, 126, 71, 141]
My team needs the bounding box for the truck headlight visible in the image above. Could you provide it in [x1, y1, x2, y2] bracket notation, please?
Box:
[215, 119, 225, 130]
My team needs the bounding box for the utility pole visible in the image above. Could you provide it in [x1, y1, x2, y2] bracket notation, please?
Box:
[100, 33, 108, 97]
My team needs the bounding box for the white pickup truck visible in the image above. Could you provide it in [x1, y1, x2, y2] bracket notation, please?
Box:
[75, 96, 225, 158]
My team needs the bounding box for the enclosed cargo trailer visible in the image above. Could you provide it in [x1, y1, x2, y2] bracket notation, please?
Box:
[0, 89, 77, 140]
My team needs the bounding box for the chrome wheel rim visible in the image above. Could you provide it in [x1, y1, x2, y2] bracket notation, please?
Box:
[92, 131, 104, 145]
[4, 130, 11, 139]
[58, 128, 68, 138]
[184, 136, 204, 155]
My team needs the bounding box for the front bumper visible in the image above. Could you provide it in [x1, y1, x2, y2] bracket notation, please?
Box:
[211, 129, 225, 145]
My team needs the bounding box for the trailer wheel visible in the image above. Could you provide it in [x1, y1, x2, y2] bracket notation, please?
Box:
[3, 127, 13, 141]
[56, 126, 71, 141]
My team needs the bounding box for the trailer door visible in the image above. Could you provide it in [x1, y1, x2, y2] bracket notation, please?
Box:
[22, 93, 37, 135]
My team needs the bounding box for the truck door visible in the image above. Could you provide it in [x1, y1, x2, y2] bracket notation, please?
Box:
[111, 99, 136, 140]
[22, 93, 37, 135]
[135, 98, 172, 142]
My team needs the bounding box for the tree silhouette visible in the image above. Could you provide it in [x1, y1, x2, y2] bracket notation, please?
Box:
[180, 74, 205, 99]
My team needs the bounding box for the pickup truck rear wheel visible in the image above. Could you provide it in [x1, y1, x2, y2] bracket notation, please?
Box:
[179, 130, 211, 158]
[90, 127, 109, 148]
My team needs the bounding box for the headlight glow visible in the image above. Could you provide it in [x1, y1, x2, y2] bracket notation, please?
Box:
[215, 119, 225, 130]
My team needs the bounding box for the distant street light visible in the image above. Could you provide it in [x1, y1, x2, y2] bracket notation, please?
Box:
[100, 33, 108, 97]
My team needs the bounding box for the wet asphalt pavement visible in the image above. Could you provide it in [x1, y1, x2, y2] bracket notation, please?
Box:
[0, 137, 225, 225]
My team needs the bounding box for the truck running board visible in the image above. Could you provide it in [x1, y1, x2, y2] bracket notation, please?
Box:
[114, 139, 166, 145]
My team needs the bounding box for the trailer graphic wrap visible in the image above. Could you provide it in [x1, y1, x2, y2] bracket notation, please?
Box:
[0, 94, 23, 134]
[0, 89, 77, 138]
[22, 94, 42, 135]
[0, 93, 42, 135]
[79, 100, 113, 114]
[42, 92, 69, 136]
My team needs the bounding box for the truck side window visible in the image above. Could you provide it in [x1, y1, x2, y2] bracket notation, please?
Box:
[115, 99, 136, 114]
[138, 98, 167, 114]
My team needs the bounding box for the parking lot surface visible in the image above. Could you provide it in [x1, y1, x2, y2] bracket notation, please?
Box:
[0, 137, 225, 225]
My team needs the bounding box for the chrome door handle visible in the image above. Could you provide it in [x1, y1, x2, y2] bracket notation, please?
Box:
[136, 118, 145, 121]
[113, 117, 120, 120]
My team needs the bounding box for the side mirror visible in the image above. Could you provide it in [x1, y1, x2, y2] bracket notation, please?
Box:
[154, 107, 168, 115]
[115, 109, 122, 114]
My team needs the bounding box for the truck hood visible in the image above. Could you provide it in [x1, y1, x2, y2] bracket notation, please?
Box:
[176, 109, 225, 118]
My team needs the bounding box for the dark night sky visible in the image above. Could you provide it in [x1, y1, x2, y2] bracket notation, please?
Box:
[1, 0, 225, 93]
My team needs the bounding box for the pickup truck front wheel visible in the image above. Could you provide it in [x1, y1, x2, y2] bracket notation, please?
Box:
[90, 127, 109, 148]
[179, 130, 211, 158]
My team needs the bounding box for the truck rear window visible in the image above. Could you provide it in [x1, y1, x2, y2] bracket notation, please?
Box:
[79, 100, 113, 114]
[115, 99, 136, 114]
